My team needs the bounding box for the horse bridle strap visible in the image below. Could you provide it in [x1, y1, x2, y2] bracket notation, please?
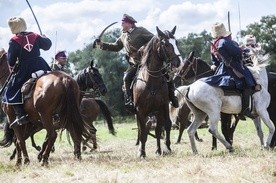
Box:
[146, 63, 170, 78]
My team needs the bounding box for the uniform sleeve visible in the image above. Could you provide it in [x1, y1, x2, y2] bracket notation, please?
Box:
[37, 35, 52, 51]
[101, 37, 124, 52]
[7, 40, 18, 67]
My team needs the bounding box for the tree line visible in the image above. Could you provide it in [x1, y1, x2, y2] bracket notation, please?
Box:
[67, 15, 276, 116]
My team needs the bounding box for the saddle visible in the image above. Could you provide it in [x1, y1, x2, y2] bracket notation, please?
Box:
[21, 70, 50, 99]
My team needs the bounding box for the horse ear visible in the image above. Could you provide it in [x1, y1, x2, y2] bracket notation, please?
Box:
[156, 26, 166, 38]
[171, 26, 176, 35]
[90, 60, 94, 68]
[188, 51, 195, 60]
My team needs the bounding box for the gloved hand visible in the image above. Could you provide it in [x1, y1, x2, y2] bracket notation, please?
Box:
[95, 39, 102, 46]
[210, 65, 217, 71]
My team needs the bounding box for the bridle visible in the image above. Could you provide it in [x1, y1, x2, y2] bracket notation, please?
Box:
[178, 57, 213, 82]
[145, 36, 180, 78]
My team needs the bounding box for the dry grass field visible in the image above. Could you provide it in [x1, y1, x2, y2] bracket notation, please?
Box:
[0, 117, 275, 183]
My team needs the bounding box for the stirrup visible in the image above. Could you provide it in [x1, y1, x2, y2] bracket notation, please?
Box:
[254, 84, 262, 91]
[10, 115, 29, 128]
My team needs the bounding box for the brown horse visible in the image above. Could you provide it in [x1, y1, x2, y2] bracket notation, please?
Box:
[133, 26, 182, 157]
[80, 98, 115, 151]
[0, 53, 92, 166]
[4, 62, 111, 159]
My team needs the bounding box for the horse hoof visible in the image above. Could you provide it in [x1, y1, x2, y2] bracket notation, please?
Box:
[82, 146, 87, 152]
[37, 154, 42, 162]
[228, 147, 234, 153]
[41, 161, 49, 167]
[16, 160, 22, 167]
[155, 150, 162, 156]
[24, 158, 30, 165]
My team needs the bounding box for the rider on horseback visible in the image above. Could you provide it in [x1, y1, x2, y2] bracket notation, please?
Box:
[51, 50, 67, 71]
[2, 17, 52, 127]
[207, 22, 260, 119]
[96, 14, 179, 112]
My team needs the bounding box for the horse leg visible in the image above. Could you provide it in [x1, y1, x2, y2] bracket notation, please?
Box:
[136, 114, 147, 158]
[258, 111, 275, 148]
[10, 147, 17, 160]
[187, 111, 207, 154]
[211, 136, 217, 150]
[135, 130, 140, 146]
[39, 114, 57, 166]
[15, 142, 22, 167]
[253, 117, 264, 147]
[208, 115, 233, 152]
[155, 114, 162, 156]
[162, 106, 172, 154]
[14, 129, 30, 165]
[176, 121, 185, 144]
[221, 113, 232, 144]
[30, 134, 41, 151]
[38, 136, 48, 162]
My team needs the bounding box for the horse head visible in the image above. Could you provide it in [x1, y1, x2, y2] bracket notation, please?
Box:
[156, 26, 182, 69]
[177, 51, 196, 79]
[75, 61, 107, 96]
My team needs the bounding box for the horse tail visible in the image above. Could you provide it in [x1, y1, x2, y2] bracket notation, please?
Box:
[95, 99, 116, 135]
[0, 122, 14, 147]
[59, 78, 96, 155]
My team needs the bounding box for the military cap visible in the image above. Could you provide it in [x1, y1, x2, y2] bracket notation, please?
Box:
[121, 14, 137, 24]
[55, 50, 67, 59]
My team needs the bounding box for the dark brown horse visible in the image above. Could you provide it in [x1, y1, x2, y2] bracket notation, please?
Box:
[80, 98, 115, 151]
[133, 26, 182, 157]
[0, 53, 93, 166]
[177, 51, 276, 149]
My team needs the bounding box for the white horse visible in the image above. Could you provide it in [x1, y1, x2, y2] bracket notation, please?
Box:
[180, 53, 275, 154]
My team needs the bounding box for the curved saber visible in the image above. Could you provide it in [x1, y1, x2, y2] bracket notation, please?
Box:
[92, 22, 117, 48]
[26, 0, 42, 35]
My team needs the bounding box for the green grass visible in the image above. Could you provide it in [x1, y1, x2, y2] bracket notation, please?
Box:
[0, 118, 275, 183]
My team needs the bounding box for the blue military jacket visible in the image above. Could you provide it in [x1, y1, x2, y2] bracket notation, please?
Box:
[2, 32, 52, 104]
[202, 37, 256, 90]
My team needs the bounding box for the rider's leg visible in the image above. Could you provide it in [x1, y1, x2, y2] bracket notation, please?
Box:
[11, 104, 28, 126]
[241, 87, 256, 119]
[123, 65, 137, 109]
[168, 80, 179, 108]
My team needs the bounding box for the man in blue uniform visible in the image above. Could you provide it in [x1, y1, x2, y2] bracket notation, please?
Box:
[205, 22, 259, 119]
[2, 16, 52, 126]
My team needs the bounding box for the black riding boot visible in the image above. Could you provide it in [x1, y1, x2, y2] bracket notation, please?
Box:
[240, 88, 257, 119]
[168, 80, 179, 108]
[10, 104, 28, 128]
[123, 82, 135, 113]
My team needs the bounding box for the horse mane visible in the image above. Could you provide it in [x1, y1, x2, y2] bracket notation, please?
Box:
[140, 36, 159, 65]
[196, 58, 211, 69]
[74, 68, 86, 83]
[249, 53, 270, 73]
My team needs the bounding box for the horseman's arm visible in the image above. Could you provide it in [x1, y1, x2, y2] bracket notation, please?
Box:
[37, 35, 52, 51]
[100, 37, 124, 52]
[7, 40, 18, 67]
